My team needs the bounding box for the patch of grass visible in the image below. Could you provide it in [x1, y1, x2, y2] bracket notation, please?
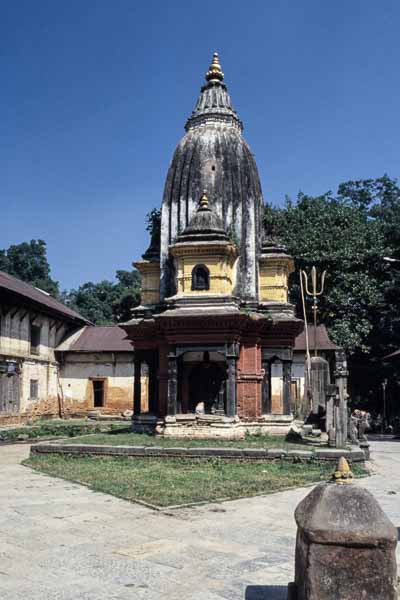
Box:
[24, 454, 366, 507]
[0, 421, 129, 442]
[67, 431, 307, 449]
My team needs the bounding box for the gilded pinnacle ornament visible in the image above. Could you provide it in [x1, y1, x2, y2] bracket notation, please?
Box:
[332, 456, 354, 484]
[205, 52, 224, 82]
[199, 191, 209, 208]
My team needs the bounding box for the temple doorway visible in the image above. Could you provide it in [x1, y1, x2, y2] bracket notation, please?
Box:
[188, 361, 226, 413]
[178, 350, 227, 414]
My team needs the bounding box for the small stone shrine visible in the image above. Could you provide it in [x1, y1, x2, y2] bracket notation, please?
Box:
[122, 53, 302, 437]
[289, 457, 398, 600]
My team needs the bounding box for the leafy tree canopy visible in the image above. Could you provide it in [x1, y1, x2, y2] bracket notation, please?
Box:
[62, 269, 141, 325]
[0, 239, 59, 296]
[264, 175, 400, 356]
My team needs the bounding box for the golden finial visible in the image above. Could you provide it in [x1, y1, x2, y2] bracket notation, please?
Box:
[199, 191, 209, 208]
[205, 52, 224, 82]
[332, 456, 354, 484]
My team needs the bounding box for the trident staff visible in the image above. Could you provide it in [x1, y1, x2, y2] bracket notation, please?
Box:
[300, 266, 326, 357]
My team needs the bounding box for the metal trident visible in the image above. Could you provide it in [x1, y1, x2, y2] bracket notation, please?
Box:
[300, 266, 326, 357]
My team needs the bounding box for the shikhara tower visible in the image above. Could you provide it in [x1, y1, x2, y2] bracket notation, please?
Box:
[123, 53, 302, 437]
[160, 52, 263, 304]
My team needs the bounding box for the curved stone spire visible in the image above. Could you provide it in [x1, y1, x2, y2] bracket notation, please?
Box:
[185, 52, 242, 132]
[160, 53, 264, 302]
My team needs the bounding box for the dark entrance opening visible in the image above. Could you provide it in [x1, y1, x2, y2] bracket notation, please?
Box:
[93, 380, 105, 408]
[188, 361, 226, 413]
[191, 264, 210, 291]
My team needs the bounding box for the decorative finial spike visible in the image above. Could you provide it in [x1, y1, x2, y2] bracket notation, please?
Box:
[205, 52, 224, 82]
[332, 456, 354, 484]
[199, 191, 209, 208]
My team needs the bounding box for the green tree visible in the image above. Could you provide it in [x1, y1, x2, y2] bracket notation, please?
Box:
[63, 269, 141, 325]
[0, 239, 59, 296]
[265, 190, 386, 353]
[264, 176, 400, 410]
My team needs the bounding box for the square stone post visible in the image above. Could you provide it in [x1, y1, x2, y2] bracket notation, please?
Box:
[167, 348, 178, 416]
[133, 357, 142, 416]
[282, 359, 292, 415]
[334, 350, 349, 449]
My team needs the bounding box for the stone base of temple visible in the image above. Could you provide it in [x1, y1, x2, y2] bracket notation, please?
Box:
[150, 413, 294, 440]
[132, 414, 160, 434]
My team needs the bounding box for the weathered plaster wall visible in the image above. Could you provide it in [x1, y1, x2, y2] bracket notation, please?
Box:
[59, 352, 145, 415]
[172, 245, 237, 297]
[0, 305, 69, 423]
[258, 258, 292, 303]
[134, 261, 160, 305]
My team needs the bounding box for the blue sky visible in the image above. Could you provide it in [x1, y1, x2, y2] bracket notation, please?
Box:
[2, 1, 399, 290]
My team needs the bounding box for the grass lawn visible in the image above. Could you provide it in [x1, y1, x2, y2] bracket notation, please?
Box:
[24, 454, 366, 507]
[67, 431, 307, 449]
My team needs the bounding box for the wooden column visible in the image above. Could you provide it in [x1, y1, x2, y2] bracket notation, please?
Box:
[261, 360, 271, 414]
[148, 356, 158, 415]
[133, 357, 142, 416]
[282, 359, 292, 415]
[167, 348, 178, 416]
[226, 356, 237, 417]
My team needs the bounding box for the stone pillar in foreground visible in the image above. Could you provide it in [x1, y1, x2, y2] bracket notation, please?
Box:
[289, 458, 398, 600]
[309, 356, 329, 414]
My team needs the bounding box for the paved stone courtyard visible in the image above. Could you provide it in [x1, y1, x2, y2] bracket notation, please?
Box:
[0, 440, 399, 600]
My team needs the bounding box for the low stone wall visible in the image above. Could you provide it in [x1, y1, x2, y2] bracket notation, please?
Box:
[0, 421, 130, 443]
[30, 442, 366, 463]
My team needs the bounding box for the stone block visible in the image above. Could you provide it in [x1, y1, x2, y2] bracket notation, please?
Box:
[162, 447, 187, 455]
[314, 448, 350, 460]
[144, 446, 164, 456]
[287, 450, 313, 460]
[184, 447, 216, 456]
[302, 424, 313, 434]
[267, 448, 287, 458]
[293, 474, 398, 599]
[241, 448, 267, 458]
[350, 448, 367, 462]
[310, 428, 321, 437]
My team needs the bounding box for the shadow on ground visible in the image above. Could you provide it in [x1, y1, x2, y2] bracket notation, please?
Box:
[245, 585, 287, 599]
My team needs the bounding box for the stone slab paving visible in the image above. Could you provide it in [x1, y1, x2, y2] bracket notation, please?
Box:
[0, 440, 399, 600]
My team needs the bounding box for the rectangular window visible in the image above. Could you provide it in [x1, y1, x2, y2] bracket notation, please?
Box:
[92, 380, 105, 408]
[30, 324, 41, 355]
[30, 379, 39, 399]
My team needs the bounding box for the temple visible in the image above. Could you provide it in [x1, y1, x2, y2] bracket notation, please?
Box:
[122, 53, 303, 437]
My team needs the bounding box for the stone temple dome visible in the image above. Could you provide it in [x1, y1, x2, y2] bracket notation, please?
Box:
[160, 52, 264, 302]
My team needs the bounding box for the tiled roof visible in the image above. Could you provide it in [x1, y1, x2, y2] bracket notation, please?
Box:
[57, 326, 133, 352]
[294, 324, 339, 351]
[0, 270, 89, 324]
